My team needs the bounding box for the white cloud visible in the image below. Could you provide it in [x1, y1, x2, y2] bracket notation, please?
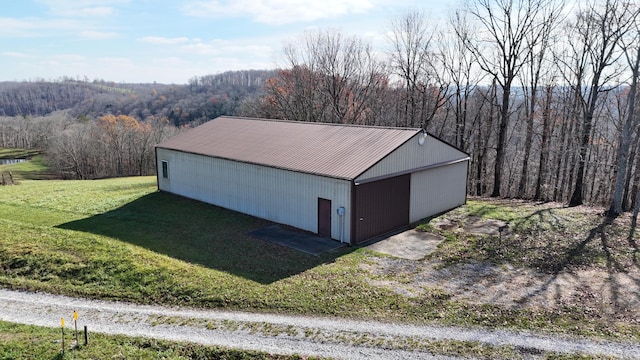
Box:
[0, 17, 86, 37]
[0, 18, 118, 40]
[205, 56, 273, 71]
[2, 51, 32, 58]
[0, 18, 36, 37]
[179, 39, 273, 58]
[37, 54, 89, 75]
[138, 36, 191, 45]
[2, 1, 127, 40]
[181, 0, 375, 25]
[151, 57, 186, 65]
[1, 48, 275, 83]
[52, 54, 87, 62]
[0, 17, 117, 40]
[80, 30, 118, 39]
[73, 7, 115, 17]
[99, 57, 135, 67]
[36, 0, 128, 17]
[139, 36, 274, 58]
[180, 41, 219, 55]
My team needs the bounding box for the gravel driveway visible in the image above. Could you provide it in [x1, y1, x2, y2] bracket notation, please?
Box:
[0, 288, 639, 359]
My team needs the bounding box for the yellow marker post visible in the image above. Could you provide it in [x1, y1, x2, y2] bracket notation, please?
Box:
[73, 310, 79, 346]
[61, 317, 65, 354]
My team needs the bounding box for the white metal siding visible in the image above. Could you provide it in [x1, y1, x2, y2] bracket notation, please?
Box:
[156, 148, 352, 243]
[409, 161, 468, 223]
[356, 134, 468, 182]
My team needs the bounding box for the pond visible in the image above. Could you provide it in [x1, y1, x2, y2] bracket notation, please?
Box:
[0, 159, 27, 165]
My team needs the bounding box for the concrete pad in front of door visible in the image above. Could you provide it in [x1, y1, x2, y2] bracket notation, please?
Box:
[365, 229, 444, 260]
[250, 225, 346, 256]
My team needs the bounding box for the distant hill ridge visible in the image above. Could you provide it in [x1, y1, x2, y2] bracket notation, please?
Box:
[0, 70, 277, 125]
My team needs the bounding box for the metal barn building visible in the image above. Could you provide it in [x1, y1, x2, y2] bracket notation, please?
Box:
[155, 116, 469, 245]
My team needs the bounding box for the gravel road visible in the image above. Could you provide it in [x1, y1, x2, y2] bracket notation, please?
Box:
[0, 288, 638, 359]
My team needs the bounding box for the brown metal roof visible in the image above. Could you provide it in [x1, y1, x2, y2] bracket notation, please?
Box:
[156, 116, 420, 180]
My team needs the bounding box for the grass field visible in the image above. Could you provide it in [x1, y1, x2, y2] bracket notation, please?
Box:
[1, 164, 639, 350]
[0, 177, 390, 313]
[0, 320, 312, 360]
[0, 148, 40, 159]
[0, 148, 56, 180]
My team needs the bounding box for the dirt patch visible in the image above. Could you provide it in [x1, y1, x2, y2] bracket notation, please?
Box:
[361, 200, 640, 323]
[462, 216, 508, 236]
[365, 230, 444, 260]
[364, 256, 640, 322]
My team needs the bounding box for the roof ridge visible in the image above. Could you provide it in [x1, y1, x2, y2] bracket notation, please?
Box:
[217, 116, 421, 132]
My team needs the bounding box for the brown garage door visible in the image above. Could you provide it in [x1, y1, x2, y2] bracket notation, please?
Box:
[353, 174, 410, 244]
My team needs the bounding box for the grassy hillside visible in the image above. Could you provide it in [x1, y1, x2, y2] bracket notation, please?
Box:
[0, 177, 388, 311]
[0, 148, 40, 159]
[0, 148, 56, 180]
[0, 320, 310, 360]
[0, 176, 639, 342]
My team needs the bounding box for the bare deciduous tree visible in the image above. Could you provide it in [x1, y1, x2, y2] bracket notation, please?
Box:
[443, 9, 482, 150]
[389, 10, 449, 130]
[267, 30, 386, 125]
[609, 6, 640, 215]
[516, 0, 563, 198]
[566, 0, 635, 206]
[462, 0, 559, 197]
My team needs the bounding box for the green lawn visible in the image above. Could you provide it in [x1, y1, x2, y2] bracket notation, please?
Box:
[0, 174, 639, 343]
[0, 177, 394, 314]
[0, 320, 312, 360]
[0, 148, 40, 159]
[0, 149, 56, 180]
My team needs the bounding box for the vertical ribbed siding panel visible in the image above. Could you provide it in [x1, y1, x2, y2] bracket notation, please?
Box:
[356, 134, 468, 182]
[409, 161, 468, 223]
[156, 148, 352, 243]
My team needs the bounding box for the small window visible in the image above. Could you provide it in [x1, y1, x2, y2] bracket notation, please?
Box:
[161, 160, 169, 179]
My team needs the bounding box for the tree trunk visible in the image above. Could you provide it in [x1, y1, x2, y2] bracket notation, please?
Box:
[570, 82, 599, 207]
[609, 46, 640, 216]
[535, 85, 553, 200]
[519, 89, 536, 198]
[460, 84, 469, 151]
[633, 184, 640, 228]
[554, 108, 571, 201]
[631, 142, 640, 210]
[623, 133, 640, 210]
[587, 127, 598, 203]
[632, 180, 640, 211]
[559, 108, 579, 203]
[492, 83, 511, 197]
[475, 143, 484, 196]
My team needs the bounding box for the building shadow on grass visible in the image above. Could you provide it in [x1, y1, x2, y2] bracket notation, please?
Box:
[57, 191, 352, 284]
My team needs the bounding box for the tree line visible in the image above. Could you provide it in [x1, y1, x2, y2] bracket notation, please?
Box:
[0, 112, 177, 179]
[0, 71, 273, 179]
[1, 0, 640, 218]
[240, 0, 640, 217]
[0, 70, 274, 123]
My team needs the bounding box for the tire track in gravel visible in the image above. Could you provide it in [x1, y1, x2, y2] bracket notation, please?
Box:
[0, 289, 638, 359]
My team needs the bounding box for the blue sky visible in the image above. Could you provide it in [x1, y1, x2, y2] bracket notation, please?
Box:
[1, 0, 459, 84]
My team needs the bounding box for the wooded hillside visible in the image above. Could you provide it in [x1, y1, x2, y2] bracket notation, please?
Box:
[2, 0, 640, 218]
[0, 70, 274, 179]
[0, 70, 275, 124]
